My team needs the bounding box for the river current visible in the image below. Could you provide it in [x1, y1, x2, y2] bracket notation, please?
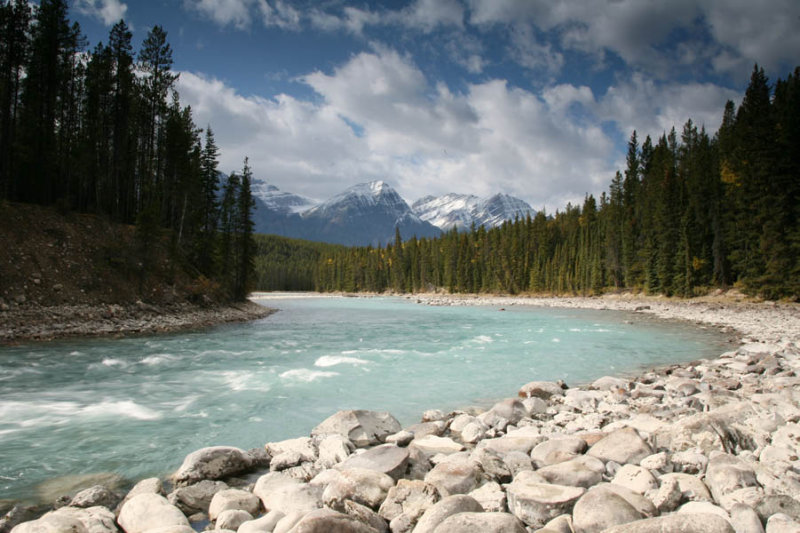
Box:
[0, 295, 730, 502]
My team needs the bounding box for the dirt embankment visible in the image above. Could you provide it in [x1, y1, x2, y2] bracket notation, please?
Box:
[0, 202, 271, 343]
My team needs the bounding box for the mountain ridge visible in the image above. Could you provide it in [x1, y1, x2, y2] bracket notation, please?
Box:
[248, 179, 534, 246]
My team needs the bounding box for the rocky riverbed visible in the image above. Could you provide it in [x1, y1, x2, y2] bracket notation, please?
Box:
[0, 300, 273, 344]
[3, 295, 800, 533]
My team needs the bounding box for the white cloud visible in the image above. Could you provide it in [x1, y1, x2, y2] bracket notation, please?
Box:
[704, 0, 800, 75]
[75, 0, 128, 26]
[394, 0, 465, 33]
[597, 73, 741, 143]
[465, 0, 799, 79]
[258, 0, 301, 30]
[187, 0, 254, 29]
[178, 47, 619, 211]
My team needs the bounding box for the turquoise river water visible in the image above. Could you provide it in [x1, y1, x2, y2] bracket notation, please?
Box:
[0, 295, 731, 502]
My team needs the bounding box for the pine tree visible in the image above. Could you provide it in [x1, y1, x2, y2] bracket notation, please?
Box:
[0, 0, 31, 200]
[137, 25, 178, 211]
[234, 158, 256, 300]
[108, 19, 135, 222]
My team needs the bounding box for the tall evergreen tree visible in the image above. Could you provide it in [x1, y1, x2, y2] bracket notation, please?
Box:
[234, 158, 256, 300]
[0, 0, 30, 200]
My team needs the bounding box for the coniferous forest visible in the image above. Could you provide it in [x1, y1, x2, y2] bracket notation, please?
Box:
[315, 65, 800, 300]
[0, 0, 255, 301]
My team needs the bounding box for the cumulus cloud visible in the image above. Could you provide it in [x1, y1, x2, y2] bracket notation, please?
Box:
[178, 47, 620, 211]
[75, 0, 128, 26]
[186, 0, 254, 29]
[597, 73, 741, 142]
[465, 0, 799, 79]
[258, 0, 301, 30]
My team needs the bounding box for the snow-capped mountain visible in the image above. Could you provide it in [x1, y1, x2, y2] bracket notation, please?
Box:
[412, 193, 535, 231]
[251, 180, 317, 214]
[301, 181, 441, 246]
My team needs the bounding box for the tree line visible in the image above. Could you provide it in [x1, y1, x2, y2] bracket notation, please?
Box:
[0, 0, 255, 301]
[314, 65, 800, 300]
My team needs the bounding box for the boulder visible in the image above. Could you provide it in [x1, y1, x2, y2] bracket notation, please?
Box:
[540, 514, 574, 533]
[652, 476, 682, 513]
[459, 422, 488, 444]
[432, 512, 526, 533]
[167, 480, 228, 515]
[522, 397, 548, 416]
[756, 495, 800, 523]
[601, 513, 735, 533]
[518, 381, 565, 400]
[611, 464, 658, 494]
[530, 436, 587, 468]
[468, 448, 511, 483]
[215, 509, 253, 531]
[409, 436, 464, 457]
[117, 494, 190, 533]
[639, 452, 671, 473]
[285, 508, 378, 533]
[591, 376, 630, 392]
[273, 511, 304, 533]
[43, 506, 118, 533]
[238, 510, 286, 533]
[311, 410, 402, 447]
[342, 501, 389, 533]
[765, 513, 800, 533]
[411, 495, 483, 533]
[485, 399, 528, 425]
[253, 473, 323, 516]
[321, 468, 395, 511]
[69, 486, 120, 510]
[480, 430, 544, 456]
[406, 422, 446, 439]
[377, 479, 439, 524]
[468, 482, 506, 513]
[265, 438, 317, 466]
[678, 501, 731, 522]
[172, 447, 252, 486]
[317, 435, 355, 469]
[671, 450, 709, 474]
[10, 512, 89, 533]
[208, 489, 260, 520]
[339, 444, 409, 480]
[572, 485, 647, 533]
[502, 451, 533, 477]
[535, 455, 605, 488]
[659, 473, 713, 502]
[587, 427, 652, 465]
[729, 503, 765, 533]
[386, 431, 415, 447]
[423, 458, 481, 497]
[705, 454, 759, 504]
[592, 483, 657, 518]
[504, 480, 584, 529]
[422, 410, 446, 422]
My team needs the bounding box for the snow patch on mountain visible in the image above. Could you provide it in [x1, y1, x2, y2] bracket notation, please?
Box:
[251, 179, 317, 214]
[412, 193, 535, 231]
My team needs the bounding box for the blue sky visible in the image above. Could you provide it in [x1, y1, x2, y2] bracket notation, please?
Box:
[71, 0, 800, 211]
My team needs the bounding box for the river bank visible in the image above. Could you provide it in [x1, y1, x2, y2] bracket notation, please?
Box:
[0, 300, 273, 344]
[4, 294, 800, 533]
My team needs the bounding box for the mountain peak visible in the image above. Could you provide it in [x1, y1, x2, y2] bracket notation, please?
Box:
[413, 192, 535, 231]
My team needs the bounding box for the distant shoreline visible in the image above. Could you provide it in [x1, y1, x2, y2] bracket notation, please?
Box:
[0, 299, 274, 345]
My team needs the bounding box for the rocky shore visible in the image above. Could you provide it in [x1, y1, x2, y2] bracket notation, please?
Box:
[0, 300, 274, 344]
[3, 295, 800, 533]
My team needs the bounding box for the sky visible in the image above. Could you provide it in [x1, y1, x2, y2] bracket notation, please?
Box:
[70, 0, 800, 211]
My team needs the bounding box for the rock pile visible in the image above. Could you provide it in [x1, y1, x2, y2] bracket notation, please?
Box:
[6, 335, 800, 533]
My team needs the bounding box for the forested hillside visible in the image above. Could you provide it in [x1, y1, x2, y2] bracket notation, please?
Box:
[315, 66, 800, 300]
[253, 235, 343, 291]
[0, 0, 256, 301]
